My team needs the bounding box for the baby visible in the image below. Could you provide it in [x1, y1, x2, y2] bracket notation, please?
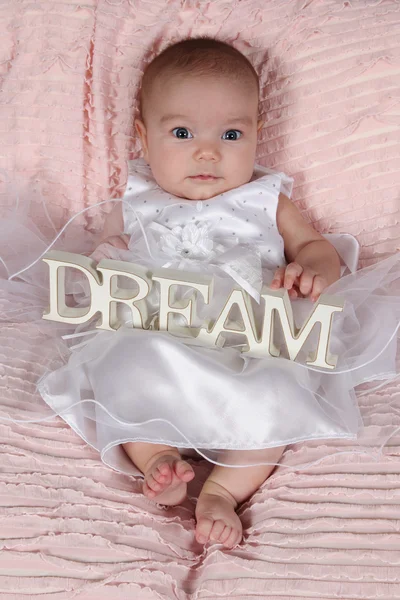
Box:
[98, 37, 342, 548]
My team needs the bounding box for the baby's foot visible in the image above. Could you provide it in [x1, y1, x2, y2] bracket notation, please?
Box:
[143, 453, 195, 506]
[195, 480, 242, 549]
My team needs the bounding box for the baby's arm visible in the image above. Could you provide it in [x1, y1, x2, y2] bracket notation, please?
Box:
[270, 193, 341, 302]
[67, 203, 131, 304]
[91, 203, 130, 262]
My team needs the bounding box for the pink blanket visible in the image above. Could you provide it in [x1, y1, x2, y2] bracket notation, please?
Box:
[1, 1, 400, 597]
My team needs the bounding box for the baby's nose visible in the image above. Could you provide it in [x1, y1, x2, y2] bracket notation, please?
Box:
[195, 143, 221, 161]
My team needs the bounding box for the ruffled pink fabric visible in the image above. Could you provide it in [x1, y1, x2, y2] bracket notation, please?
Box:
[0, 0, 400, 597]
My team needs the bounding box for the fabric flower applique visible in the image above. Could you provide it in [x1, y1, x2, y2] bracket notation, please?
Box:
[159, 222, 217, 262]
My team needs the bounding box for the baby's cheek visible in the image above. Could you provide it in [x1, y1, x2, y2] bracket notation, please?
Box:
[151, 155, 183, 190]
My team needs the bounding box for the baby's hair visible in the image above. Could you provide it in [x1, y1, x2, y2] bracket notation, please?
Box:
[139, 37, 259, 121]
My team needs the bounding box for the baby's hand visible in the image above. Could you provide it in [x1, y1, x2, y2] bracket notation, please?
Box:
[269, 262, 328, 302]
[90, 234, 130, 262]
[104, 234, 130, 250]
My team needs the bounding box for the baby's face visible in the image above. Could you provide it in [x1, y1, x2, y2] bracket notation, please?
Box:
[135, 74, 262, 200]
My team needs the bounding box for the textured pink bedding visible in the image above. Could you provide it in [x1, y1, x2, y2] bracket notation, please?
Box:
[1, 1, 400, 598]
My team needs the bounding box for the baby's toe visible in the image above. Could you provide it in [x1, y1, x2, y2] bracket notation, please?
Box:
[224, 527, 242, 549]
[195, 517, 214, 545]
[157, 461, 172, 476]
[146, 473, 162, 492]
[154, 462, 172, 485]
[218, 526, 232, 544]
[209, 520, 227, 542]
[142, 480, 156, 498]
[175, 460, 195, 482]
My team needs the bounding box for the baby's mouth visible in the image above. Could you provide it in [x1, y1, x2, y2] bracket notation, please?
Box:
[189, 174, 220, 181]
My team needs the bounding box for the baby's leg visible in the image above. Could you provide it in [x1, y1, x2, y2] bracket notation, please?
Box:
[195, 446, 286, 548]
[123, 442, 195, 505]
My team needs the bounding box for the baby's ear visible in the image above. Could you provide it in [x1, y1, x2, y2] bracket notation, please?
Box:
[135, 119, 149, 160]
[135, 118, 145, 134]
[134, 118, 146, 142]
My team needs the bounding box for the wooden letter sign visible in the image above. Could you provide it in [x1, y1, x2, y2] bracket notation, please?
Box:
[42, 251, 345, 370]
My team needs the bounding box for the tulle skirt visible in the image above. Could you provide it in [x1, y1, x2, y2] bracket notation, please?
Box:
[1, 197, 400, 477]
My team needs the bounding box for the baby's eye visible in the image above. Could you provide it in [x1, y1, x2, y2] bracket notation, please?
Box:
[172, 127, 193, 139]
[222, 129, 242, 141]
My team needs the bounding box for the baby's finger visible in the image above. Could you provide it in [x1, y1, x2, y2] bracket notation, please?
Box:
[270, 267, 285, 288]
[299, 269, 317, 296]
[310, 275, 328, 301]
[107, 234, 129, 250]
[284, 262, 303, 290]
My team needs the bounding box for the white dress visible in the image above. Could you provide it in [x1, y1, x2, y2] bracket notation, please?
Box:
[1, 159, 399, 476]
